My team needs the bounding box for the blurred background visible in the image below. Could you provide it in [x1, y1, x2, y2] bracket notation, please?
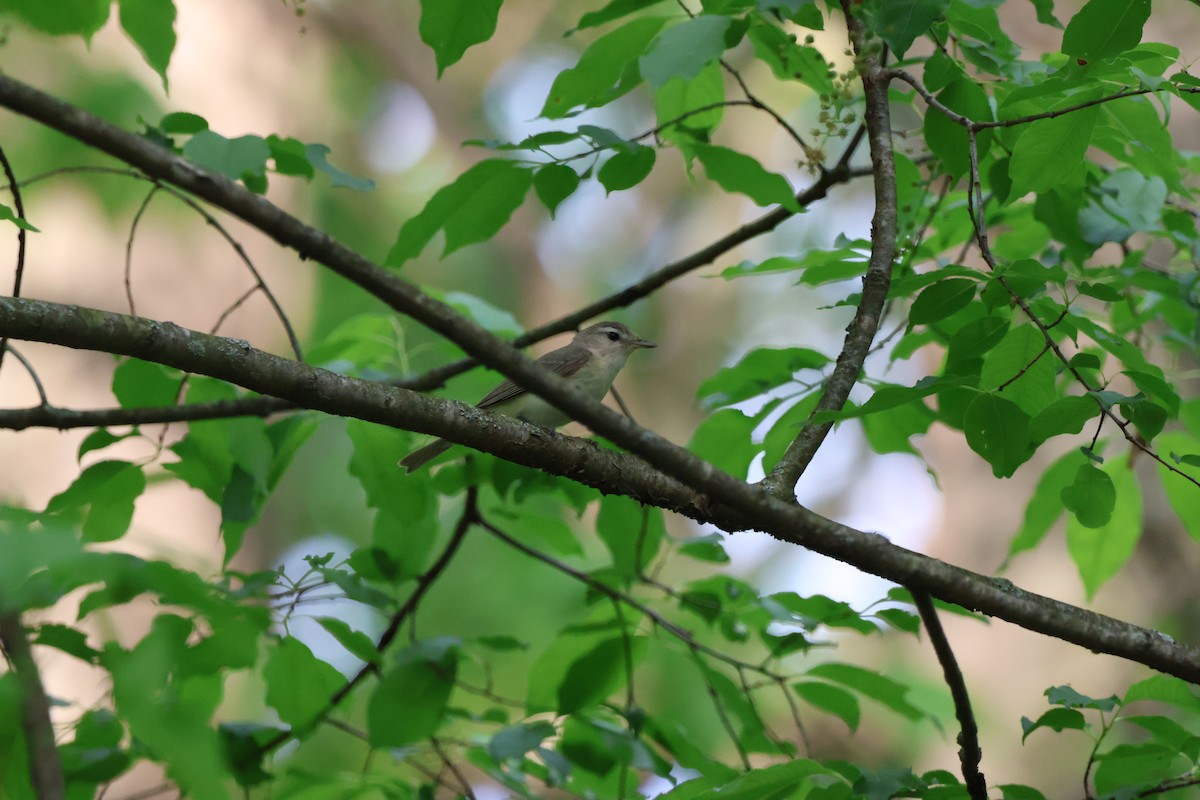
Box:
[0, 1, 1198, 795]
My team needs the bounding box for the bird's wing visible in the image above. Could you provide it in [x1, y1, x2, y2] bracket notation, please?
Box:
[475, 345, 590, 410]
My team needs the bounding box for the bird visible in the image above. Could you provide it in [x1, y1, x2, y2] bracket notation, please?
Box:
[399, 321, 656, 472]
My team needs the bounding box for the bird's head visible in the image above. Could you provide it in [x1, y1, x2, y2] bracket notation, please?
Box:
[575, 321, 656, 358]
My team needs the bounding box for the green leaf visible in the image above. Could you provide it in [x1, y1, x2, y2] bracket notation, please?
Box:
[963, 393, 1032, 478]
[304, 144, 376, 191]
[1027, 0, 1061, 27]
[446, 291, 523, 336]
[104, 621, 231, 798]
[596, 495, 664, 579]
[861, 400, 935, 455]
[875, 608, 921, 634]
[1093, 742, 1176, 797]
[1120, 716, 1194, 750]
[1061, 0, 1150, 62]
[119, 0, 176, 89]
[946, 314, 1010, 368]
[572, 0, 664, 32]
[112, 358, 180, 408]
[923, 76, 993, 178]
[693, 144, 799, 210]
[1, 0, 109, 37]
[541, 16, 668, 119]
[908, 278, 977, 325]
[0, 201, 38, 232]
[369, 643, 458, 746]
[44, 460, 147, 542]
[805, 662, 924, 721]
[679, 532, 730, 563]
[1021, 707, 1087, 741]
[979, 325, 1057, 417]
[857, 0, 949, 57]
[1030, 395, 1098, 444]
[558, 636, 646, 713]
[1123, 674, 1200, 713]
[161, 111, 208, 134]
[662, 759, 829, 800]
[32, 623, 100, 663]
[655, 60, 725, 143]
[1082, 171, 1168, 243]
[1124, 397, 1167, 442]
[267, 136, 316, 178]
[818, 376, 965, 423]
[315, 618, 379, 665]
[386, 159, 533, 265]
[533, 164, 580, 217]
[1046, 684, 1119, 710]
[485, 506, 584, 557]
[418, 0, 502, 76]
[747, 22, 833, 93]
[489, 721, 558, 761]
[1066, 453, 1142, 598]
[1060, 464, 1115, 528]
[0, 526, 85, 611]
[791, 681, 861, 731]
[697, 347, 828, 407]
[1124, 369, 1181, 416]
[1155, 432, 1200, 544]
[263, 637, 344, 729]
[765, 593, 876, 634]
[598, 145, 656, 193]
[1008, 104, 1100, 198]
[639, 15, 732, 88]
[182, 130, 270, 189]
[60, 709, 129, 782]
[347, 420, 437, 569]
[687, 408, 760, 479]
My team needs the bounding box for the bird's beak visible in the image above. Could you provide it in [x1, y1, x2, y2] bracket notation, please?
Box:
[632, 337, 656, 349]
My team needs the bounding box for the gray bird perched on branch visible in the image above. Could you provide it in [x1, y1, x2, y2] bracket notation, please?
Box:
[399, 321, 656, 472]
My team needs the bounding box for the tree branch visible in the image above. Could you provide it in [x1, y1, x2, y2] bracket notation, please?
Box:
[0, 612, 65, 800]
[0, 72, 857, 506]
[760, 4, 897, 497]
[913, 592, 986, 799]
[3, 296, 1199, 685]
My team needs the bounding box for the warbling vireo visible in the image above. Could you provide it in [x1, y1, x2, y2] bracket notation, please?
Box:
[399, 321, 655, 472]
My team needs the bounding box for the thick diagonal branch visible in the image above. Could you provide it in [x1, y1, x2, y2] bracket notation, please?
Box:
[3, 296, 1199, 685]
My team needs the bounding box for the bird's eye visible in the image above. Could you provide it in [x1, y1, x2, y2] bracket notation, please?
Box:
[606, 331, 620, 342]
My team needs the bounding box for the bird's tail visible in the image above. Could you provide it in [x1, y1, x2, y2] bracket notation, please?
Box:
[399, 438, 453, 473]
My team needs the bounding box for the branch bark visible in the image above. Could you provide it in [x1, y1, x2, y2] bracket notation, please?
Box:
[0, 612, 65, 800]
[2, 295, 1199, 685]
[759, 5, 896, 497]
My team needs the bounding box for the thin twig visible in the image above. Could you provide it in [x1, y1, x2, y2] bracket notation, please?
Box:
[157, 183, 304, 361]
[124, 186, 158, 316]
[887, 68, 1153, 131]
[996, 343, 1052, 392]
[257, 485, 477, 756]
[430, 737, 477, 800]
[476, 513, 788, 681]
[4, 343, 49, 406]
[0, 145, 29, 378]
[691, 650, 751, 771]
[912, 591, 986, 799]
